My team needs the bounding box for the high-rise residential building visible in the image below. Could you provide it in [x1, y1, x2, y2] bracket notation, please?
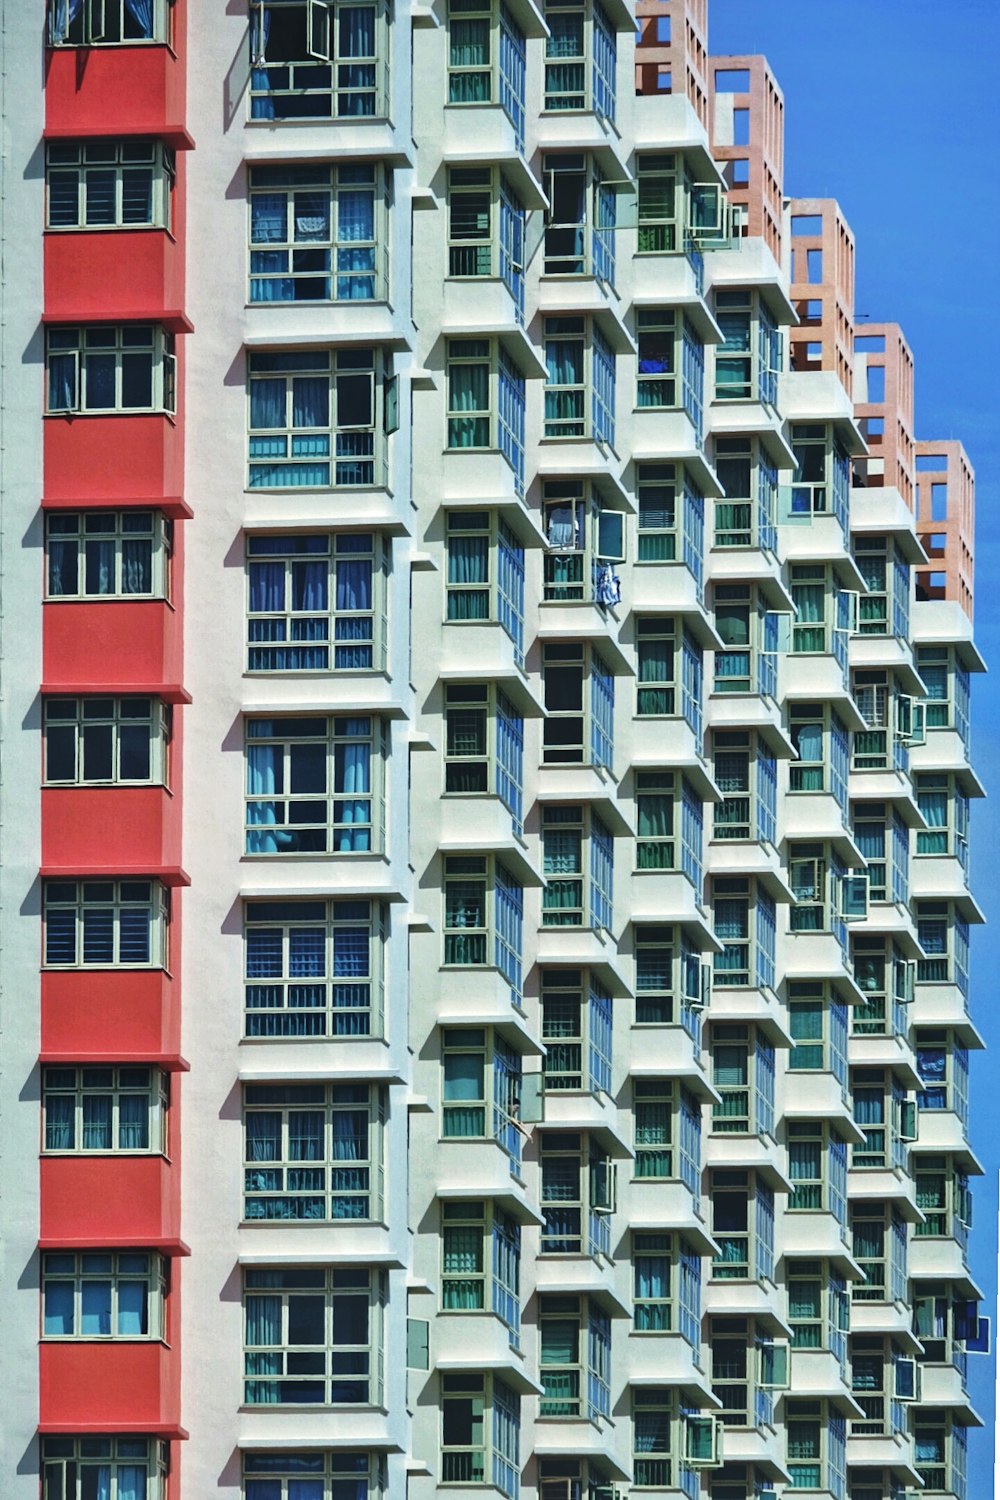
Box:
[0, 0, 986, 1497]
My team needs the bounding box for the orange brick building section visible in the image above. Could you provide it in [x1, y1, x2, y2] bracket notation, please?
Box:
[915, 441, 975, 619]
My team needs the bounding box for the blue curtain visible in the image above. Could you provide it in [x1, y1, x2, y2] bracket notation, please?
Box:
[44, 1282, 75, 1335]
[247, 744, 282, 853]
[46, 1095, 75, 1149]
[124, 0, 154, 36]
[118, 1281, 148, 1335]
[292, 376, 328, 429]
[246, 1293, 281, 1346]
[251, 5, 274, 120]
[48, 354, 77, 411]
[51, 0, 82, 41]
[250, 378, 285, 432]
[247, 1112, 281, 1162]
[116, 1470, 146, 1500]
[119, 1094, 149, 1149]
[334, 559, 370, 611]
[250, 562, 285, 614]
[122, 540, 151, 594]
[334, 725, 371, 851]
[252, 194, 286, 245]
[81, 1280, 113, 1335]
[337, 191, 376, 299]
[341, 6, 375, 57]
[795, 723, 823, 761]
[82, 1095, 113, 1149]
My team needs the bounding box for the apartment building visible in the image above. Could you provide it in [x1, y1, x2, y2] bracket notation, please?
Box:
[0, 0, 985, 1497]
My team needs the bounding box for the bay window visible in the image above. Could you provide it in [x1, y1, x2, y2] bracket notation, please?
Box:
[42, 1252, 166, 1340]
[250, 0, 387, 122]
[42, 1439, 168, 1500]
[243, 1082, 384, 1221]
[543, 643, 614, 767]
[45, 510, 171, 601]
[786, 422, 851, 539]
[47, 324, 175, 415]
[712, 876, 776, 991]
[788, 702, 849, 809]
[786, 1400, 846, 1497]
[441, 1372, 521, 1497]
[851, 1068, 915, 1170]
[636, 461, 705, 592]
[713, 288, 780, 405]
[444, 685, 524, 832]
[787, 982, 848, 1090]
[441, 1199, 521, 1335]
[543, 153, 615, 281]
[787, 1121, 847, 1229]
[853, 534, 910, 641]
[711, 1169, 774, 1283]
[711, 1316, 788, 1430]
[632, 1231, 701, 1345]
[541, 803, 613, 930]
[539, 1130, 616, 1257]
[635, 770, 703, 887]
[853, 802, 908, 905]
[851, 668, 918, 771]
[244, 897, 385, 1037]
[447, 0, 527, 149]
[915, 772, 969, 869]
[636, 308, 705, 440]
[448, 166, 526, 315]
[713, 586, 782, 700]
[913, 1282, 981, 1368]
[247, 532, 387, 673]
[542, 480, 625, 603]
[544, 316, 615, 445]
[711, 1025, 775, 1139]
[541, 968, 613, 1095]
[245, 715, 385, 854]
[916, 900, 970, 994]
[446, 511, 525, 661]
[249, 162, 386, 303]
[441, 1028, 522, 1164]
[915, 1410, 967, 1500]
[248, 347, 393, 490]
[43, 1065, 168, 1154]
[633, 923, 705, 1038]
[850, 1336, 917, 1438]
[917, 643, 971, 747]
[44, 696, 169, 785]
[852, 935, 913, 1037]
[789, 563, 852, 672]
[442, 857, 524, 1003]
[543, 0, 616, 121]
[48, 0, 170, 44]
[713, 730, 777, 845]
[44, 879, 168, 968]
[243, 1451, 385, 1500]
[787, 1258, 848, 1369]
[713, 434, 778, 552]
[635, 152, 691, 256]
[633, 1387, 715, 1489]
[447, 338, 526, 491]
[633, 1079, 700, 1192]
[851, 1202, 907, 1304]
[636, 616, 703, 735]
[47, 140, 174, 230]
[243, 1265, 384, 1406]
[914, 1154, 973, 1244]
[537, 1458, 620, 1498]
[916, 1029, 969, 1122]
[539, 1293, 611, 1420]
[788, 841, 866, 946]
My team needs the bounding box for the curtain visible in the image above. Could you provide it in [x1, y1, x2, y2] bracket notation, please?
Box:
[334, 727, 371, 852]
[246, 1293, 282, 1346]
[288, 1111, 323, 1161]
[118, 1094, 149, 1150]
[443, 1228, 484, 1309]
[124, 0, 154, 35]
[122, 539, 151, 594]
[43, 1281, 74, 1335]
[48, 353, 77, 410]
[293, 376, 328, 430]
[45, 1095, 75, 1149]
[118, 1281, 148, 1336]
[116, 1470, 146, 1500]
[84, 539, 115, 595]
[246, 1113, 281, 1168]
[250, 378, 285, 432]
[247, 743, 281, 853]
[252, 193, 286, 246]
[447, 537, 489, 620]
[81, 1468, 112, 1500]
[51, 0, 83, 40]
[81, 1280, 113, 1336]
[250, 561, 286, 614]
[448, 364, 489, 448]
[337, 191, 376, 299]
[82, 1095, 113, 1150]
[48, 539, 78, 596]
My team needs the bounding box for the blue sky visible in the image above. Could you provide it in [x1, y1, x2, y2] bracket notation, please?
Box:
[706, 0, 1000, 1481]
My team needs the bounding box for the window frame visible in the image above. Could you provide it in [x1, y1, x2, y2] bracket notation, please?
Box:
[243, 1080, 385, 1222]
[46, 324, 176, 416]
[43, 878, 169, 970]
[541, 478, 625, 604]
[244, 713, 387, 856]
[243, 1264, 385, 1408]
[46, 139, 175, 231]
[45, 509, 172, 602]
[41, 1251, 167, 1341]
[440, 1026, 523, 1164]
[242, 1451, 386, 1500]
[43, 695, 170, 787]
[543, 314, 615, 445]
[445, 336, 527, 490]
[541, 802, 614, 931]
[440, 1369, 521, 1497]
[712, 727, 778, 845]
[244, 896, 385, 1039]
[713, 287, 780, 406]
[445, 510, 526, 663]
[245, 530, 388, 675]
[440, 1199, 522, 1335]
[248, 161, 388, 305]
[249, 0, 389, 123]
[48, 0, 171, 46]
[443, 685, 525, 833]
[542, 0, 616, 121]
[42, 1065, 169, 1156]
[42, 1438, 169, 1500]
[539, 1129, 616, 1258]
[446, 164, 527, 315]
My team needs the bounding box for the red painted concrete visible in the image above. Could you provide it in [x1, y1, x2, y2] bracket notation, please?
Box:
[42, 968, 180, 1061]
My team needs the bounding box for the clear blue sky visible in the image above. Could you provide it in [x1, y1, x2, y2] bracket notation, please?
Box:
[707, 0, 1000, 1483]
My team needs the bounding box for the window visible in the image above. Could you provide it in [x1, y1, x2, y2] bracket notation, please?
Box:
[853, 802, 908, 906]
[917, 644, 971, 747]
[851, 1336, 916, 1439]
[633, 924, 704, 1038]
[633, 1079, 700, 1191]
[446, 338, 526, 491]
[47, 140, 174, 230]
[47, 325, 175, 415]
[632, 1232, 701, 1345]
[542, 480, 625, 604]
[636, 461, 705, 588]
[787, 982, 848, 1089]
[250, 0, 387, 121]
[852, 935, 914, 1037]
[542, 643, 614, 767]
[43, 1066, 168, 1154]
[713, 288, 779, 405]
[446, 511, 525, 662]
[541, 968, 613, 1094]
[42, 1252, 166, 1339]
[788, 702, 849, 810]
[711, 1169, 774, 1283]
[441, 1200, 521, 1334]
[244, 1082, 384, 1221]
[914, 1154, 973, 1243]
[448, 166, 527, 317]
[788, 841, 864, 945]
[244, 1265, 384, 1406]
[786, 423, 851, 539]
[913, 1281, 981, 1367]
[915, 773, 969, 870]
[713, 729, 777, 844]
[42, 1439, 168, 1500]
[243, 1451, 386, 1500]
[48, 0, 170, 44]
[444, 687, 524, 833]
[442, 859, 524, 1002]
[713, 433, 777, 552]
[537, 1458, 620, 1498]
[543, 0, 616, 121]
[539, 1293, 611, 1420]
[636, 153, 685, 255]
[247, 532, 387, 673]
[43, 696, 169, 786]
[635, 308, 704, 440]
[787, 1122, 847, 1231]
[447, 0, 527, 144]
[44, 879, 168, 968]
[711, 1025, 775, 1139]
[245, 715, 385, 854]
[852, 1069, 915, 1171]
[541, 804, 613, 930]
[789, 563, 852, 662]
[786, 1400, 846, 1496]
[711, 1316, 787, 1429]
[915, 1410, 967, 1500]
[636, 616, 702, 734]
[544, 316, 615, 445]
[539, 1130, 616, 1257]
[45, 510, 172, 600]
[544, 155, 614, 281]
[851, 668, 914, 772]
[441, 1028, 522, 1163]
[715, 590, 784, 701]
[249, 163, 386, 304]
[245, 898, 385, 1037]
[248, 347, 393, 490]
[854, 535, 910, 641]
[633, 1387, 711, 1489]
[712, 877, 775, 991]
[787, 1258, 848, 1370]
[441, 1372, 521, 1497]
[635, 770, 703, 887]
[916, 900, 970, 995]
[916, 1029, 969, 1122]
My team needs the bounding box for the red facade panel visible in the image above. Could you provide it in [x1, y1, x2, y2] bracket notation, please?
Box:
[45, 230, 186, 326]
[41, 1155, 181, 1244]
[40, 1341, 181, 1430]
[42, 967, 181, 1061]
[42, 786, 183, 874]
[45, 414, 184, 501]
[44, 600, 183, 690]
[44, 11, 188, 144]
